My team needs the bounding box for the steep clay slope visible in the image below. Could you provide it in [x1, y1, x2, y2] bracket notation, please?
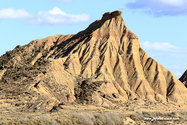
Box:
[179, 70, 187, 87]
[0, 10, 187, 111]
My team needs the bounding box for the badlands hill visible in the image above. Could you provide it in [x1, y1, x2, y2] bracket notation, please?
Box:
[179, 70, 187, 87]
[0, 10, 187, 113]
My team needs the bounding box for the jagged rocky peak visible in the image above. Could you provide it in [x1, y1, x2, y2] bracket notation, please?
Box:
[73, 10, 138, 44]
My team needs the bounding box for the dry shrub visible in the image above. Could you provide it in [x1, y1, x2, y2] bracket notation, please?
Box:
[105, 112, 123, 125]
[25, 120, 36, 125]
[142, 111, 153, 118]
[57, 117, 77, 125]
[130, 114, 139, 121]
[38, 116, 59, 125]
[94, 113, 106, 124]
[0, 121, 8, 125]
[50, 120, 58, 125]
[71, 113, 95, 125]
[3, 112, 123, 125]
[94, 112, 123, 125]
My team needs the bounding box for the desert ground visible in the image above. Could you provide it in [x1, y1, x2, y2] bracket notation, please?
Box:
[1, 97, 187, 125]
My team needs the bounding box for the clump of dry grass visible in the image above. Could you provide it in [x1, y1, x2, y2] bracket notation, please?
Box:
[56, 117, 77, 125]
[70, 112, 123, 125]
[130, 114, 139, 121]
[71, 113, 96, 125]
[103, 112, 123, 125]
[142, 111, 154, 118]
[94, 113, 106, 124]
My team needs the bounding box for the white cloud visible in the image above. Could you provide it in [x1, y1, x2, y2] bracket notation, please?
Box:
[27, 7, 90, 25]
[0, 7, 90, 26]
[0, 8, 32, 19]
[141, 41, 185, 52]
[48, 7, 66, 15]
[158, 0, 185, 6]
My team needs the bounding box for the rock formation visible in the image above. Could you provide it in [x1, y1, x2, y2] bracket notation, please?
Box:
[179, 70, 187, 87]
[0, 10, 187, 110]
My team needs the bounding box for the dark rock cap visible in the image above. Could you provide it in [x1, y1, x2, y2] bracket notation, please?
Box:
[102, 10, 122, 20]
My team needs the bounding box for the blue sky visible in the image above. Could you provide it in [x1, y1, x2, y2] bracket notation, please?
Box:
[0, 0, 187, 78]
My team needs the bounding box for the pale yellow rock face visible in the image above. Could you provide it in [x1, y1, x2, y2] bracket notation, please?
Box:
[2, 10, 187, 106]
[0, 69, 6, 80]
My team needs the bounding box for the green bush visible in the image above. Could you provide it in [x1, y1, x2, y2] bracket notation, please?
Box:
[53, 105, 58, 110]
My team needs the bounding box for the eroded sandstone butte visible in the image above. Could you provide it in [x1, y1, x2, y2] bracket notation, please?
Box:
[179, 70, 187, 87]
[0, 10, 187, 109]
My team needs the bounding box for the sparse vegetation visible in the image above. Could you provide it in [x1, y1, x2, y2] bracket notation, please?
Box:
[74, 77, 104, 104]
[33, 62, 39, 68]
[27, 57, 33, 62]
[0, 112, 124, 125]
[72, 113, 95, 125]
[23, 53, 27, 56]
[142, 111, 153, 118]
[53, 105, 58, 110]
[10, 65, 13, 68]
[22, 71, 28, 77]
[130, 114, 139, 121]
[33, 53, 38, 58]
[71, 112, 123, 125]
